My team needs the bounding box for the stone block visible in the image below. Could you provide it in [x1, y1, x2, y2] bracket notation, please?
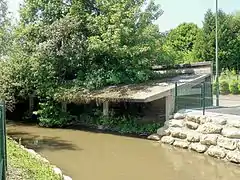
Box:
[169, 119, 184, 128]
[221, 127, 240, 139]
[189, 143, 208, 153]
[187, 132, 200, 142]
[157, 127, 170, 137]
[197, 123, 222, 134]
[173, 140, 190, 149]
[227, 119, 240, 128]
[211, 118, 227, 125]
[170, 128, 187, 139]
[174, 113, 185, 120]
[226, 151, 240, 164]
[186, 121, 199, 130]
[200, 134, 218, 146]
[147, 134, 161, 141]
[53, 167, 63, 177]
[199, 116, 212, 124]
[217, 137, 237, 150]
[186, 115, 200, 124]
[63, 175, 73, 180]
[161, 136, 175, 145]
[206, 146, 226, 159]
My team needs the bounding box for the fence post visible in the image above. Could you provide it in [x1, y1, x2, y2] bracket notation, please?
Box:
[0, 101, 6, 180]
[202, 82, 206, 115]
[174, 82, 178, 113]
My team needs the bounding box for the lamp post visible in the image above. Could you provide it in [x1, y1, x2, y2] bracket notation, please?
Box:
[215, 0, 220, 106]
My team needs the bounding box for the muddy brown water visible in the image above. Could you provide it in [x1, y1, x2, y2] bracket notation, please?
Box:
[7, 123, 240, 180]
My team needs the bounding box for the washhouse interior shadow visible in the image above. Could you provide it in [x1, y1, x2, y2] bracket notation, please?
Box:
[7, 131, 82, 152]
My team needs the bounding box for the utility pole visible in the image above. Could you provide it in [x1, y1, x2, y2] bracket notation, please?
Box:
[215, 0, 220, 106]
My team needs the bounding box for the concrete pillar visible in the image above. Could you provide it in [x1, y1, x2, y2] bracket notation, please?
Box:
[165, 94, 174, 121]
[29, 95, 34, 114]
[103, 101, 109, 116]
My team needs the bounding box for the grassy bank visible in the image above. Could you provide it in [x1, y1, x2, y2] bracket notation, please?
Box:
[7, 138, 61, 180]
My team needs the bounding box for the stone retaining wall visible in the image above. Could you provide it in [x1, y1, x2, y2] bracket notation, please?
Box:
[149, 111, 240, 164]
[8, 137, 72, 180]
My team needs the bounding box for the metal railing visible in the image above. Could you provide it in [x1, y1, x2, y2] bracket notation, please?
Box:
[174, 81, 214, 115]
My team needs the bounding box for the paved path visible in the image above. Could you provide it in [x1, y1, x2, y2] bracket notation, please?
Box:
[207, 95, 240, 115]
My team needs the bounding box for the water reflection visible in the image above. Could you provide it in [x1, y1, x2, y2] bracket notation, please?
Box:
[7, 123, 240, 180]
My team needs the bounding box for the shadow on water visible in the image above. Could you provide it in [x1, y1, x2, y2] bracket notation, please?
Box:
[7, 130, 82, 152]
[64, 124, 150, 139]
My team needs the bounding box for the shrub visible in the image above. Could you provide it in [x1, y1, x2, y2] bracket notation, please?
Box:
[213, 81, 217, 95]
[36, 101, 71, 127]
[219, 80, 229, 95]
[229, 80, 239, 94]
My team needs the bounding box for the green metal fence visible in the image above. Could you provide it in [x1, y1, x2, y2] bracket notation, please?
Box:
[175, 78, 214, 114]
[0, 102, 7, 180]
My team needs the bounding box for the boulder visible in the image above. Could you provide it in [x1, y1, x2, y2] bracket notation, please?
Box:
[147, 134, 161, 141]
[221, 127, 240, 139]
[211, 118, 227, 125]
[200, 134, 218, 146]
[217, 137, 237, 150]
[206, 146, 226, 159]
[174, 113, 185, 120]
[197, 123, 222, 134]
[226, 151, 240, 164]
[157, 127, 170, 137]
[170, 128, 187, 139]
[173, 140, 190, 149]
[169, 119, 184, 128]
[186, 115, 200, 124]
[63, 175, 73, 180]
[227, 119, 240, 128]
[199, 116, 212, 124]
[186, 121, 199, 130]
[161, 136, 175, 145]
[53, 167, 63, 177]
[189, 143, 208, 153]
[187, 132, 200, 142]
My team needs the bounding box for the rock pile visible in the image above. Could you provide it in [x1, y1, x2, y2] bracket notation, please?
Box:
[148, 112, 240, 164]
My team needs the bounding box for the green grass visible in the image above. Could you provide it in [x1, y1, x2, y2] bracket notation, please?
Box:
[7, 138, 61, 180]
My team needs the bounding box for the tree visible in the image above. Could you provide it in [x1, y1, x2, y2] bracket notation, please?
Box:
[163, 23, 200, 63]
[193, 9, 240, 71]
[0, 0, 164, 125]
[0, 0, 11, 59]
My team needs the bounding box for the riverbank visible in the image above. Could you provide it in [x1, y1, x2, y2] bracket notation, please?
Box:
[151, 111, 240, 165]
[7, 138, 62, 180]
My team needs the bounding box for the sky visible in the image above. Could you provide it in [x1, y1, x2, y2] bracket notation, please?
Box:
[7, 0, 240, 32]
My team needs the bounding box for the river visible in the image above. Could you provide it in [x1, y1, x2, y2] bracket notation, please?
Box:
[7, 122, 240, 180]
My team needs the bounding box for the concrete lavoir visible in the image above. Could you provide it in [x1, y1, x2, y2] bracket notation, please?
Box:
[149, 110, 240, 165]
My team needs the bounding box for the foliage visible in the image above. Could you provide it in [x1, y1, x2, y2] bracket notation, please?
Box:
[193, 9, 240, 71]
[7, 138, 61, 180]
[229, 80, 239, 94]
[0, 0, 165, 115]
[163, 23, 200, 63]
[36, 101, 71, 127]
[77, 113, 163, 135]
[219, 80, 229, 95]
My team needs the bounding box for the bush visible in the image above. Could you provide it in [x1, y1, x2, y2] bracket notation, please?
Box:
[219, 80, 229, 95]
[36, 101, 71, 127]
[229, 80, 239, 94]
[213, 81, 217, 95]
